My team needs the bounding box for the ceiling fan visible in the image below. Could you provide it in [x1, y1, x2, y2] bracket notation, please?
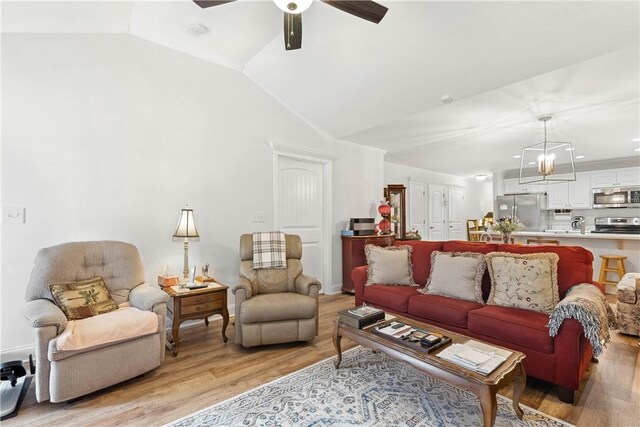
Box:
[192, 0, 388, 50]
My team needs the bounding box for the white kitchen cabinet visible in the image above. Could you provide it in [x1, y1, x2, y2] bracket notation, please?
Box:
[503, 178, 547, 194]
[591, 168, 640, 188]
[567, 173, 591, 208]
[547, 172, 591, 209]
[617, 168, 640, 186]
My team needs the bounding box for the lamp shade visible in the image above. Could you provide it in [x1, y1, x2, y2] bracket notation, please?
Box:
[173, 207, 199, 239]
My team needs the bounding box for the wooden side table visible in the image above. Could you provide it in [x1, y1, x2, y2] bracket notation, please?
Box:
[341, 234, 395, 293]
[162, 282, 229, 356]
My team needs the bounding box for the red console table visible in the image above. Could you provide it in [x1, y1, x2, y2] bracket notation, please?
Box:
[341, 234, 395, 293]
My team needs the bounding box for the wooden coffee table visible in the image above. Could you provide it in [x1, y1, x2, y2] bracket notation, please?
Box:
[333, 317, 526, 427]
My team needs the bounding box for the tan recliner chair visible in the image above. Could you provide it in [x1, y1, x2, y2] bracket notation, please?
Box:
[22, 241, 169, 403]
[234, 234, 321, 348]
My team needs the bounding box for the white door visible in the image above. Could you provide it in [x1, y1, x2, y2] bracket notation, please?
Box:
[448, 187, 466, 240]
[276, 157, 324, 288]
[409, 181, 427, 240]
[428, 184, 446, 240]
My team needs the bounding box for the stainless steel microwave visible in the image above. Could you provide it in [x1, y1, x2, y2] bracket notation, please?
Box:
[592, 187, 640, 208]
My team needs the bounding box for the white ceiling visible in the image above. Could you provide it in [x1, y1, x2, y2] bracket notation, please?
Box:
[3, 0, 639, 178]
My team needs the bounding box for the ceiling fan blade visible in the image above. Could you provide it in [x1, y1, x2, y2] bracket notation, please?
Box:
[321, 0, 388, 23]
[284, 12, 302, 51]
[193, 0, 237, 9]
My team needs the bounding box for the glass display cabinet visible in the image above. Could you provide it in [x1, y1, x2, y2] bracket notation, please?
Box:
[384, 184, 406, 239]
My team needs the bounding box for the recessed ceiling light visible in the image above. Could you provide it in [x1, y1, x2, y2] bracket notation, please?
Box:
[528, 161, 536, 165]
[632, 138, 640, 143]
[513, 155, 521, 159]
[565, 147, 575, 151]
[634, 148, 640, 152]
[187, 23, 209, 36]
[575, 155, 585, 159]
[474, 174, 489, 181]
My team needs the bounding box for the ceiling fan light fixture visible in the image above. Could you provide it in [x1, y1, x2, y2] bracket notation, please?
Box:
[274, 0, 313, 14]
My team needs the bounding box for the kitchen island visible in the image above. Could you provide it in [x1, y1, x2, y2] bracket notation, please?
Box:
[470, 230, 639, 292]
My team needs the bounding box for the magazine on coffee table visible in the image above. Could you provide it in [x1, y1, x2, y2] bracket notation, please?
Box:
[436, 340, 512, 375]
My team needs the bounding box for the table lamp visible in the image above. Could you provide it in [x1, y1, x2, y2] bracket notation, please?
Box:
[173, 206, 199, 279]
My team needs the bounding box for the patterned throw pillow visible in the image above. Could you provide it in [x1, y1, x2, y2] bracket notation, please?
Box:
[50, 277, 119, 320]
[419, 251, 486, 303]
[364, 244, 416, 286]
[486, 252, 560, 314]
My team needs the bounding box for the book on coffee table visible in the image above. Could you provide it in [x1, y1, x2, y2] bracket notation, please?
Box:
[338, 306, 385, 329]
[436, 340, 512, 375]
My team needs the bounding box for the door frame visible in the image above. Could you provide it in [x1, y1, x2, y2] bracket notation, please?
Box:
[269, 142, 335, 292]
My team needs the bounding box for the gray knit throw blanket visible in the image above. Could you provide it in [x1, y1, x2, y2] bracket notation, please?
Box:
[548, 284, 617, 357]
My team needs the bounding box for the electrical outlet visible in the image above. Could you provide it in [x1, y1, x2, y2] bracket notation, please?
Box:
[3, 207, 26, 224]
[252, 211, 265, 223]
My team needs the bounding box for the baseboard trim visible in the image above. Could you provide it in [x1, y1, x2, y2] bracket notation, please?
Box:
[325, 284, 344, 295]
[0, 344, 35, 365]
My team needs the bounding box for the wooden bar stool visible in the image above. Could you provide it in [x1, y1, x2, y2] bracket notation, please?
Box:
[598, 255, 628, 286]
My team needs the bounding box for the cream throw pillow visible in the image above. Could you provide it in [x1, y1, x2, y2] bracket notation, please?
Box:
[419, 251, 486, 303]
[486, 252, 559, 313]
[365, 244, 416, 286]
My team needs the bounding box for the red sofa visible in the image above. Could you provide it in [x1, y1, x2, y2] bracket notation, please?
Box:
[353, 240, 603, 404]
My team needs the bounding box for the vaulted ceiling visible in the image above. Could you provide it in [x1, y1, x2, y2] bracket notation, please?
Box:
[3, 1, 639, 178]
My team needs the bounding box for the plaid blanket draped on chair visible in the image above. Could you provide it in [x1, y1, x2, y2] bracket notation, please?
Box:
[252, 231, 287, 269]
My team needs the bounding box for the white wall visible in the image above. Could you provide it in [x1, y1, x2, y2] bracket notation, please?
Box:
[384, 162, 493, 223]
[1, 34, 383, 355]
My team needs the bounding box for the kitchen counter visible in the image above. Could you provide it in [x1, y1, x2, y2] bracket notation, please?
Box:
[470, 230, 639, 292]
[515, 231, 640, 241]
[470, 230, 639, 241]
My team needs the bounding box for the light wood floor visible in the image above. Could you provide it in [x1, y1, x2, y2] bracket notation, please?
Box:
[6, 294, 639, 427]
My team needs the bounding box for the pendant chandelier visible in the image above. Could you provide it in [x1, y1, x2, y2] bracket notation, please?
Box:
[519, 115, 576, 185]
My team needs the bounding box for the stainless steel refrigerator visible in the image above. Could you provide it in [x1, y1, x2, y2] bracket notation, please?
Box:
[495, 194, 548, 231]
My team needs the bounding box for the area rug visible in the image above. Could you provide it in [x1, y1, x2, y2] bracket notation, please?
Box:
[167, 347, 573, 427]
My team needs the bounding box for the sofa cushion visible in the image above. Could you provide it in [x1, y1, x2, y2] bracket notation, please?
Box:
[408, 294, 483, 328]
[486, 252, 559, 314]
[393, 240, 444, 286]
[421, 251, 486, 303]
[498, 244, 593, 297]
[442, 241, 499, 300]
[468, 305, 554, 354]
[363, 285, 421, 313]
[365, 244, 415, 286]
[49, 277, 119, 320]
[240, 293, 316, 323]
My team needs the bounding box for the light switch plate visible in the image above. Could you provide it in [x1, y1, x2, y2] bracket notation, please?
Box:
[3, 207, 26, 224]
[252, 211, 265, 223]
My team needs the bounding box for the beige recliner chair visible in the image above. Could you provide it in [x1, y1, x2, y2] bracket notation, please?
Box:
[234, 234, 321, 348]
[22, 241, 169, 403]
